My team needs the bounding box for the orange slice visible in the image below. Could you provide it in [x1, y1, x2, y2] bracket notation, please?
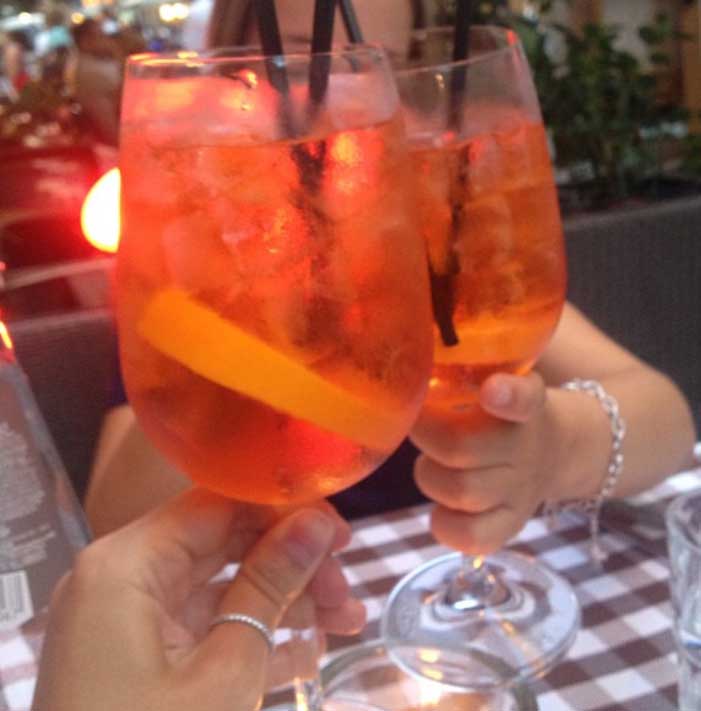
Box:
[138, 288, 401, 451]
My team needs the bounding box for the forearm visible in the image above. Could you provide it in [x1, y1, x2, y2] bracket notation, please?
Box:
[85, 406, 190, 537]
[547, 367, 697, 503]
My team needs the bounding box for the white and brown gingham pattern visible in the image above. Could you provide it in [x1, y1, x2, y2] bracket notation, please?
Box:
[329, 468, 701, 711]
[1, 469, 700, 710]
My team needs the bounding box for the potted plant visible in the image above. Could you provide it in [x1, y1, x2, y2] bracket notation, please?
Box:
[433, 0, 701, 213]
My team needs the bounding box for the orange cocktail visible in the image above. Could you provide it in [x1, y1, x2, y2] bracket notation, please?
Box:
[381, 27, 577, 693]
[412, 113, 566, 412]
[117, 48, 433, 506]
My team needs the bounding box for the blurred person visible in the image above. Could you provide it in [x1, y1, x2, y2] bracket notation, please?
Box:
[115, 22, 148, 57]
[0, 74, 12, 100]
[2, 30, 33, 98]
[35, 8, 72, 58]
[41, 44, 70, 84]
[205, 0, 413, 53]
[65, 18, 123, 146]
[36, 7, 72, 84]
[99, 9, 120, 37]
[85, 2, 696, 557]
[34, 488, 364, 711]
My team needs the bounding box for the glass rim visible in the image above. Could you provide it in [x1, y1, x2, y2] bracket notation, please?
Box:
[126, 42, 387, 71]
[666, 487, 701, 553]
[320, 639, 539, 710]
[393, 24, 522, 77]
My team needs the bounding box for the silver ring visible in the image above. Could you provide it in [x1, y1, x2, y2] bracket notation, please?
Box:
[209, 613, 275, 652]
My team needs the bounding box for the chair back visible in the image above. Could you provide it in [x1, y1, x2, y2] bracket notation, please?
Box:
[10, 308, 117, 500]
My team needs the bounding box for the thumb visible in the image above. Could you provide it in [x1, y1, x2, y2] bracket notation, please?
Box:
[479, 372, 546, 423]
[193, 508, 337, 668]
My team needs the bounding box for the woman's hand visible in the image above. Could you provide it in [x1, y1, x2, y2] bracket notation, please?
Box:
[411, 372, 569, 554]
[33, 489, 364, 711]
[412, 302, 698, 555]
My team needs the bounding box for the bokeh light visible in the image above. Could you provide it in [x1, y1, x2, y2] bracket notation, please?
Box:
[81, 167, 121, 254]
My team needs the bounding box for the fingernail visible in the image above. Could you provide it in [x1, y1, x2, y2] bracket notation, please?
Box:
[348, 599, 368, 631]
[284, 510, 336, 568]
[486, 381, 512, 408]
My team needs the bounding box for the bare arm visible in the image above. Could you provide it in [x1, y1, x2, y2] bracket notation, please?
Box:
[412, 301, 697, 552]
[84, 405, 190, 537]
[539, 302, 697, 501]
[4, 43, 24, 82]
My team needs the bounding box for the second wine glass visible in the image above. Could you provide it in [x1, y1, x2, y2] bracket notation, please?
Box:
[381, 26, 580, 692]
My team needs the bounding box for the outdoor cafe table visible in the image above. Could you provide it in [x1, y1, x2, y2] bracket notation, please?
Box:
[1, 467, 700, 711]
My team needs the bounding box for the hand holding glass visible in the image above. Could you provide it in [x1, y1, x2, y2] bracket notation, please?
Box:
[381, 27, 580, 692]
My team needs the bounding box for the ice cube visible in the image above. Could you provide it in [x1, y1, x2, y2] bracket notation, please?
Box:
[324, 71, 399, 132]
[161, 210, 237, 295]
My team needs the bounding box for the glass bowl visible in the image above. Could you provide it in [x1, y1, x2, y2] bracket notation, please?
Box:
[321, 640, 539, 711]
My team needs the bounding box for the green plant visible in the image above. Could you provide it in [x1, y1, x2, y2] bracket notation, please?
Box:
[681, 129, 701, 177]
[433, 1, 557, 27]
[432, 1, 698, 210]
[534, 12, 690, 207]
[433, 0, 554, 26]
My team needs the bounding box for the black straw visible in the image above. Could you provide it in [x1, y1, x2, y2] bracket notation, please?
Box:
[430, 0, 473, 348]
[339, 0, 364, 43]
[311, 0, 337, 54]
[309, 0, 337, 107]
[255, 0, 285, 57]
[254, 0, 297, 136]
[449, 0, 472, 131]
[452, 0, 473, 62]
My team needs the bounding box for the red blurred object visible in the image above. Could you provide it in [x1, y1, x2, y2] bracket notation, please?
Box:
[0, 145, 114, 320]
[0, 144, 102, 268]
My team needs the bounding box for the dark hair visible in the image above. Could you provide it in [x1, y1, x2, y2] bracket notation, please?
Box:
[7, 30, 33, 52]
[71, 18, 99, 47]
[46, 8, 66, 28]
[206, 0, 254, 49]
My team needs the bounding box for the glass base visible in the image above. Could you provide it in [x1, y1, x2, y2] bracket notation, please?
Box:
[381, 550, 580, 691]
[320, 639, 538, 710]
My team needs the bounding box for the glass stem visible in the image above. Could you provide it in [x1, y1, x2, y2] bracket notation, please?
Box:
[289, 607, 324, 711]
[446, 554, 510, 611]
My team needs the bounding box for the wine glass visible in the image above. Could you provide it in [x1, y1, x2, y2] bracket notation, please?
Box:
[116, 45, 434, 711]
[381, 26, 581, 692]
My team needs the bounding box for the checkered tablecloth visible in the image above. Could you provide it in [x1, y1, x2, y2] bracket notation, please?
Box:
[329, 468, 701, 711]
[2, 468, 700, 711]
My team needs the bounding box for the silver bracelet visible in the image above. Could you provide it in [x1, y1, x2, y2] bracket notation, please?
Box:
[545, 378, 626, 562]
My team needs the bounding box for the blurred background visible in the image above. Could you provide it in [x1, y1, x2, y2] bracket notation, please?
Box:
[0, 0, 699, 323]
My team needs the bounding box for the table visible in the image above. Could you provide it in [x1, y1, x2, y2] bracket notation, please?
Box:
[1, 469, 700, 711]
[329, 468, 701, 711]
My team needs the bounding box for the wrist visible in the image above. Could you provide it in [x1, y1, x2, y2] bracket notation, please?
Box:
[543, 385, 615, 503]
[545, 379, 627, 562]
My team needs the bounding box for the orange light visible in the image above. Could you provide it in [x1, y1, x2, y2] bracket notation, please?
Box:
[330, 132, 362, 167]
[153, 80, 197, 112]
[418, 674, 443, 706]
[328, 131, 368, 196]
[242, 69, 258, 87]
[0, 321, 13, 350]
[220, 70, 259, 112]
[81, 167, 121, 254]
[220, 83, 254, 112]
